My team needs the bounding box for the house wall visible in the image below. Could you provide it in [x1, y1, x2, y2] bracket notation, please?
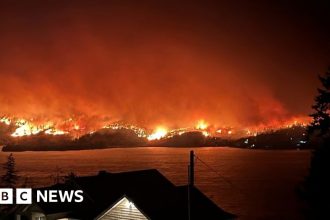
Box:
[31, 212, 46, 219]
[46, 212, 72, 220]
[16, 204, 45, 220]
[97, 197, 148, 220]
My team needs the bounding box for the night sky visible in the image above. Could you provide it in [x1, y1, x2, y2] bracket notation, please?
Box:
[0, 0, 329, 129]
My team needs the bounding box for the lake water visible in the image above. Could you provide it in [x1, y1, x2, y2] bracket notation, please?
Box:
[0, 147, 310, 219]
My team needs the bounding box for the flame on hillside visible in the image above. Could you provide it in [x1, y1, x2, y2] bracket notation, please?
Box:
[147, 127, 168, 140]
[0, 115, 310, 140]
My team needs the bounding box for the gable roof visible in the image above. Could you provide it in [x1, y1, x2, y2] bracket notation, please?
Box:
[95, 196, 149, 220]
[25, 169, 235, 220]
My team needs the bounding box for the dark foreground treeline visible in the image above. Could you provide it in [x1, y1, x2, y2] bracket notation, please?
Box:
[1, 125, 309, 152]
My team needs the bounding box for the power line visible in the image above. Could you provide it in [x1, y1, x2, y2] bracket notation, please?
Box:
[194, 155, 246, 197]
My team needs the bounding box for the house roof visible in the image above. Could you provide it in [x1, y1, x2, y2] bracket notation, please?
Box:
[31, 169, 235, 220]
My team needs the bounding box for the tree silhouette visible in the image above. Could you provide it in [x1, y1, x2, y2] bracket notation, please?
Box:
[51, 166, 64, 184]
[308, 67, 330, 138]
[64, 171, 77, 183]
[1, 153, 18, 188]
[305, 67, 330, 218]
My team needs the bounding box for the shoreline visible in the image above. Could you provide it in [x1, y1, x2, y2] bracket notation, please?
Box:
[1, 145, 312, 153]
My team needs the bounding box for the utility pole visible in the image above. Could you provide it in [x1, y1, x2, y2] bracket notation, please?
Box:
[190, 150, 194, 187]
[188, 150, 194, 220]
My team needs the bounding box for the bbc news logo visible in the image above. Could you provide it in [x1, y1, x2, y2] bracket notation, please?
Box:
[0, 188, 84, 204]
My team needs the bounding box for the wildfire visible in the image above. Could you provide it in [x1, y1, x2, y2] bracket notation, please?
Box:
[103, 123, 147, 138]
[0, 117, 11, 125]
[0, 117, 68, 137]
[44, 129, 68, 136]
[147, 127, 168, 140]
[11, 120, 67, 137]
[10, 119, 44, 137]
[11, 123, 40, 137]
[202, 131, 209, 137]
[0, 115, 310, 140]
[195, 120, 210, 137]
[196, 120, 208, 130]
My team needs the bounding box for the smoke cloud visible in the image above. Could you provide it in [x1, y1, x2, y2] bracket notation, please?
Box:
[0, 0, 329, 129]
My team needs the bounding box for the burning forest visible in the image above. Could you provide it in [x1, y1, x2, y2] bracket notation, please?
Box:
[0, 115, 309, 151]
[0, 0, 327, 151]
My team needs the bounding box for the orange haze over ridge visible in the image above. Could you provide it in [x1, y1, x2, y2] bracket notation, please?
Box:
[0, 1, 329, 130]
